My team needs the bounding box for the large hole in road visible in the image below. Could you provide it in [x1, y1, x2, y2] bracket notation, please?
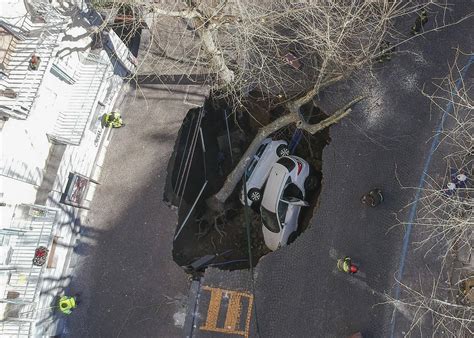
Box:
[165, 98, 330, 275]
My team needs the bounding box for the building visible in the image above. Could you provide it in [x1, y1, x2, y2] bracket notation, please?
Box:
[0, 0, 136, 335]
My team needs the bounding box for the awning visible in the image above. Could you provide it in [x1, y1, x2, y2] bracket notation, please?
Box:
[104, 28, 137, 75]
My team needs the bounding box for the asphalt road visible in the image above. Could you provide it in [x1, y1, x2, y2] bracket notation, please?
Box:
[58, 3, 473, 337]
[193, 4, 473, 338]
[63, 83, 207, 337]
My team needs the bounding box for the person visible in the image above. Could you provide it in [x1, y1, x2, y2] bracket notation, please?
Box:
[445, 182, 456, 196]
[103, 112, 124, 128]
[376, 41, 395, 63]
[58, 295, 77, 315]
[411, 9, 428, 35]
[454, 173, 467, 189]
[361, 188, 384, 207]
[337, 257, 358, 274]
[29, 54, 41, 70]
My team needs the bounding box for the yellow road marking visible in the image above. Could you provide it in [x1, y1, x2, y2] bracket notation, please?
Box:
[202, 286, 222, 329]
[224, 293, 242, 330]
[200, 286, 253, 337]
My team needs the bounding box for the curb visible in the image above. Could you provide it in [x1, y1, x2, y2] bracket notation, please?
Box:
[45, 84, 130, 336]
[183, 278, 202, 338]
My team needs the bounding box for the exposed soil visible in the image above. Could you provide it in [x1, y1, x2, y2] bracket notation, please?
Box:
[167, 97, 330, 275]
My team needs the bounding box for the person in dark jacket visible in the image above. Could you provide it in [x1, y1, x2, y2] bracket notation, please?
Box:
[361, 188, 384, 207]
[412, 9, 428, 35]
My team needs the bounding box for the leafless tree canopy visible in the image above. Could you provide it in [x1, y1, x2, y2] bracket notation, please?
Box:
[140, 1, 435, 100]
[393, 51, 473, 337]
[397, 51, 473, 258]
[88, 1, 473, 208]
[92, 1, 446, 98]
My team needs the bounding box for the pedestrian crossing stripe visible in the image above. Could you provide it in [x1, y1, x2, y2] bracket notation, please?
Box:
[199, 286, 253, 337]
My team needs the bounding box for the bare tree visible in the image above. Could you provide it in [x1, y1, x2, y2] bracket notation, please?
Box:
[397, 50, 473, 259]
[89, 1, 473, 209]
[392, 51, 473, 336]
[387, 276, 474, 337]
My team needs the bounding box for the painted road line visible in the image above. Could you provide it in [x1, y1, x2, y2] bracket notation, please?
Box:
[200, 286, 254, 337]
[390, 54, 474, 338]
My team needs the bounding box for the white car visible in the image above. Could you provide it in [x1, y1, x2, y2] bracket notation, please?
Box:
[260, 156, 312, 251]
[241, 138, 290, 206]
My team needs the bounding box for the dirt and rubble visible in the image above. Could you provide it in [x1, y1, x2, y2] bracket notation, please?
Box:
[167, 96, 330, 273]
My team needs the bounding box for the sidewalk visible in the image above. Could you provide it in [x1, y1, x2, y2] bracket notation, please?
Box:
[31, 79, 126, 336]
[61, 83, 209, 337]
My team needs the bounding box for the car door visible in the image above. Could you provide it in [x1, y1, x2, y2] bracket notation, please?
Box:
[280, 182, 304, 243]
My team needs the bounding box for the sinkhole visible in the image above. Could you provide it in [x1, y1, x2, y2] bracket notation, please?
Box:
[165, 98, 330, 275]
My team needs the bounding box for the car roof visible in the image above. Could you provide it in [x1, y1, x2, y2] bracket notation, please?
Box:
[261, 162, 288, 211]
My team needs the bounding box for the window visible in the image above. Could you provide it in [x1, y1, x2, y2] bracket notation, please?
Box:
[89, 101, 105, 133]
[261, 207, 280, 233]
[245, 158, 258, 178]
[245, 143, 267, 178]
[283, 183, 303, 200]
[0, 27, 15, 72]
[277, 201, 288, 226]
[255, 143, 267, 157]
[277, 157, 295, 171]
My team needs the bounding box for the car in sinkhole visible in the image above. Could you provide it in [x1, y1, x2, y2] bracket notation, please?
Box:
[260, 155, 318, 251]
[241, 138, 290, 206]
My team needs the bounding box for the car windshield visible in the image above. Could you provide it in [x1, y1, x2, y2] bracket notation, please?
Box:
[256, 143, 267, 157]
[261, 206, 280, 233]
[277, 157, 295, 171]
[245, 159, 258, 179]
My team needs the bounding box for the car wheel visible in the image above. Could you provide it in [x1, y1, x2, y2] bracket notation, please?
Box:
[248, 188, 262, 202]
[304, 175, 320, 191]
[287, 231, 298, 244]
[276, 144, 290, 157]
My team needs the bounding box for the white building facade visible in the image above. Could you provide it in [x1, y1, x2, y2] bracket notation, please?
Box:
[0, 0, 135, 335]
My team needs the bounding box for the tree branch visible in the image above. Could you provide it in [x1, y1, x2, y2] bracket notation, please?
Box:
[286, 75, 345, 113]
[208, 95, 365, 209]
[153, 7, 202, 20]
[296, 95, 365, 134]
[195, 21, 235, 84]
[208, 112, 298, 210]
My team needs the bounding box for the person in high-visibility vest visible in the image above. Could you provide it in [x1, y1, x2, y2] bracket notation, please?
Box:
[59, 295, 77, 315]
[102, 112, 124, 128]
[337, 257, 358, 274]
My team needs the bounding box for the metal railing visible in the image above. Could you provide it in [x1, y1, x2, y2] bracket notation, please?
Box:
[0, 204, 57, 337]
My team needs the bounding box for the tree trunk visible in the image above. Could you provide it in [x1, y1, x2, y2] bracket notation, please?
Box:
[151, 6, 235, 85]
[207, 112, 298, 210]
[197, 24, 235, 85]
[207, 96, 364, 211]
